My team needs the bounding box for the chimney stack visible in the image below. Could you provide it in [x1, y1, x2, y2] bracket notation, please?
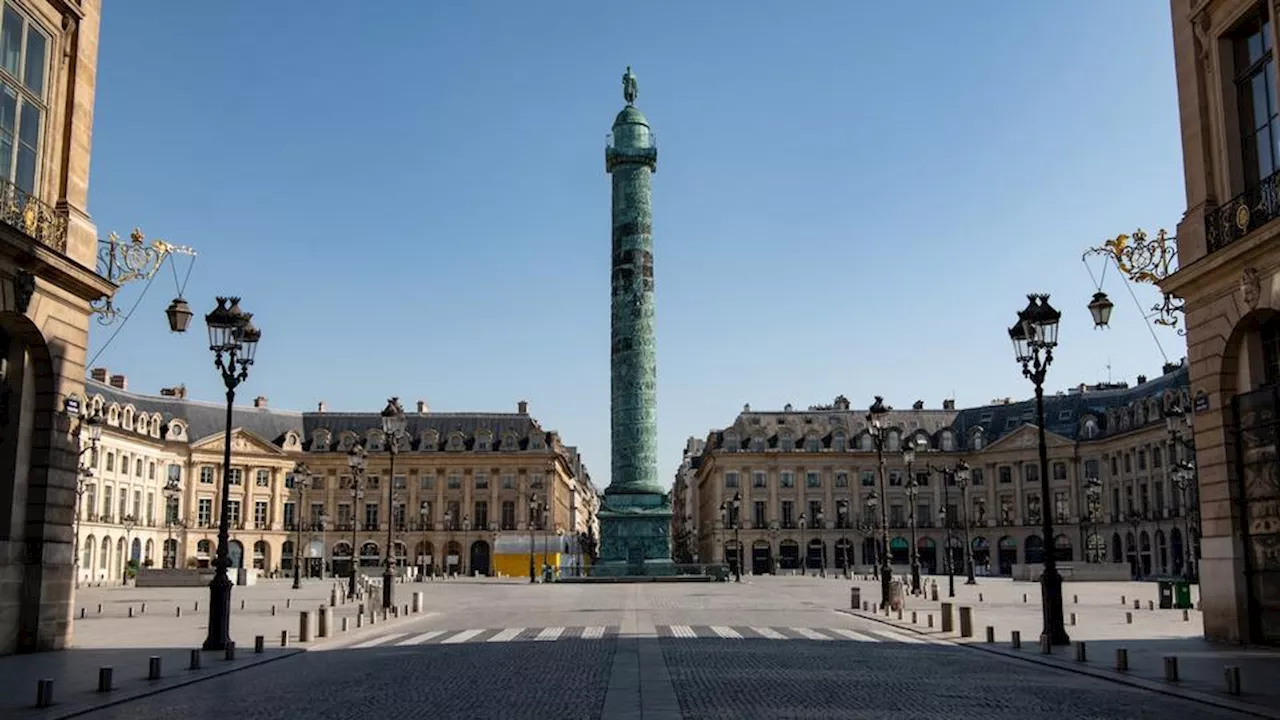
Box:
[254, 396, 268, 408]
[943, 399, 956, 410]
[109, 374, 127, 390]
[912, 400, 924, 410]
[90, 367, 109, 383]
[317, 401, 326, 413]
[1137, 375, 1148, 385]
[159, 385, 188, 399]
[517, 400, 528, 414]
[417, 400, 428, 413]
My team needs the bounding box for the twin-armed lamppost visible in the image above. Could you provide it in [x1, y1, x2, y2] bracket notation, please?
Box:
[288, 462, 310, 590]
[379, 398, 407, 610]
[346, 444, 367, 599]
[74, 409, 103, 587]
[1083, 476, 1102, 563]
[201, 297, 262, 652]
[1165, 403, 1199, 581]
[902, 439, 921, 595]
[163, 476, 185, 569]
[867, 396, 894, 608]
[837, 499, 851, 579]
[1008, 293, 1069, 647]
[925, 458, 973, 590]
[528, 493, 541, 583]
[719, 492, 742, 582]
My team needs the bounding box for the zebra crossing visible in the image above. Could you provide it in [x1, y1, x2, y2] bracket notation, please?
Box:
[325, 624, 951, 650]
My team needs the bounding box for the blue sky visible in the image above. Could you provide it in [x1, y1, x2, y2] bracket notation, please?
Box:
[87, 1, 1186, 489]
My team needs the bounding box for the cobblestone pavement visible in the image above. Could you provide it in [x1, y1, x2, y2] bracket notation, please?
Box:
[32, 579, 1261, 720]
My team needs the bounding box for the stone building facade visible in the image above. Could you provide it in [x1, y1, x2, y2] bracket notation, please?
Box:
[77, 371, 600, 585]
[0, 0, 110, 655]
[680, 364, 1197, 584]
[1165, 0, 1280, 644]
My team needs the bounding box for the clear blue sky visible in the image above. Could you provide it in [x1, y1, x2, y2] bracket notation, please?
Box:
[87, 1, 1186, 489]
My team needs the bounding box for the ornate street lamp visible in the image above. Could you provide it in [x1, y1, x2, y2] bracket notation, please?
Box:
[865, 492, 880, 580]
[1087, 291, 1114, 328]
[1008, 293, 1069, 647]
[867, 396, 894, 608]
[346, 444, 366, 599]
[462, 514, 472, 576]
[837, 499, 851, 579]
[903, 439, 921, 595]
[74, 409, 103, 588]
[201, 296, 261, 652]
[798, 512, 807, 576]
[719, 493, 742, 582]
[1083, 476, 1102, 563]
[380, 397, 407, 609]
[528, 494, 540, 583]
[954, 460, 976, 585]
[121, 514, 138, 584]
[287, 462, 310, 590]
[419, 501, 430, 581]
[815, 506, 826, 578]
[163, 477, 184, 570]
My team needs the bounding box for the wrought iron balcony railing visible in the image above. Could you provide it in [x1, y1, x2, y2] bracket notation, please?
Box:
[0, 178, 67, 252]
[1206, 168, 1280, 253]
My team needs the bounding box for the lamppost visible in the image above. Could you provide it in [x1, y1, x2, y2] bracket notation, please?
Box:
[121, 514, 137, 585]
[1165, 403, 1198, 581]
[528, 493, 540, 583]
[163, 477, 183, 570]
[867, 396, 893, 608]
[798, 512, 807, 576]
[462, 515, 471, 577]
[542, 507, 550, 578]
[864, 494, 880, 580]
[1083, 476, 1102, 563]
[419, 501, 430, 581]
[200, 296, 261, 652]
[74, 409, 103, 587]
[1008, 293, 1069, 646]
[937, 507, 954, 597]
[903, 440, 921, 594]
[379, 397, 406, 610]
[816, 506, 826, 578]
[287, 462, 310, 590]
[837, 499, 851, 579]
[718, 492, 742, 582]
[954, 460, 976, 584]
[346, 444, 366, 600]
[1126, 510, 1143, 578]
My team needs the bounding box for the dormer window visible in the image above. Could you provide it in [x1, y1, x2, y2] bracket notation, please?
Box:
[805, 434, 821, 452]
[832, 431, 847, 452]
[1081, 417, 1099, 440]
[168, 420, 186, 440]
[421, 429, 440, 451]
[886, 430, 900, 451]
[367, 430, 385, 452]
[311, 430, 330, 451]
[530, 435, 545, 451]
[750, 435, 765, 452]
[970, 430, 985, 451]
[108, 406, 119, 425]
[136, 416, 147, 434]
[475, 431, 493, 451]
[122, 407, 134, 429]
[501, 432, 520, 451]
[939, 431, 955, 452]
[778, 430, 794, 451]
[859, 433, 873, 451]
[447, 432, 466, 451]
[338, 432, 357, 451]
[723, 431, 739, 452]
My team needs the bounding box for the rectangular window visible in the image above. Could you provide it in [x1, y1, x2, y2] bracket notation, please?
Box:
[889, 470, 903, 486]
[474, 501, 489, 529]
[1053, 462, 1067, 481]
[227, 500, 241, 527]
[168, 464, 182, 483]
[781, 500, 795, 528]
[531, 474, 544, 489]
[972, 468, 984, 485]
[808, 500, 822, 525]
[1137, 451, 1147, 471]
[752, 472, 766, 488]
[337, 504, 352, 527]
[999, 466, 1012, 484]
[145, 493, 154, 524]
[283, 502, 296, 530]
[256, 469, 270, 487]
[753, 501, 767, 528]
[447, 474, 461, 490]
[1235, 6, 1279, 187]
[200, 466, 214, 484]
[132, 490, 141, 517]
[253, 501, 268, 529]
[890, 504, 904, 526]
[0, 4, 45, 195]
[229, 468, 243, 486]
[501, 500, 516, 529]
[419, 474, 434, 491]
[1053, 491, 1069, 524]
[474, 473, 488, 490]
[364, 503, 379, 529]
[309, 502, 324, 527]
[197, 498, 212, 526]
[393, 503, 406, 530]
[1024, 465, 1039, 483]
[860, 471, 876, 487]
[724, 472, 739, 488]
[393, 474, 406, 490]
[501, 475, 515, 490]
[806, 472, 821, 488]
[835, 472, 849, 488]
[780, 472, 794, 488]
[1155, 482, 1166, 514]
[102, 486, 112, 518]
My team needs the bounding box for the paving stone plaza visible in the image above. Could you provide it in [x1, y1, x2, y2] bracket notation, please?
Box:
[2, 576, 1277, 720]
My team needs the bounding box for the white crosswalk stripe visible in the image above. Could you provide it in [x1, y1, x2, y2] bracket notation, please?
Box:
[710, 625, 743, 639]
[750, 627, 788, 640]
[582, 626, 607, 640]
[441, 629, 484, 644]
[487, 628, 525, 643]
[396, 630, 446, 646]
[350, 632, 406, 648]
[828, 628, 877, 642]
[669, 625, 697, 639]
[535, 627, 564, 641]
[874, 628, 928, 644]
[790, 627, 832, 641]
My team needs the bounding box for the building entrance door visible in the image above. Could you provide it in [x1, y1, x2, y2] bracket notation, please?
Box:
[1233, 385, 1280, 645]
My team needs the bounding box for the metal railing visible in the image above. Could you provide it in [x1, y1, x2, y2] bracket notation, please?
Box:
[1206, 168, 1280, 253]
[0, 177, 67, 252]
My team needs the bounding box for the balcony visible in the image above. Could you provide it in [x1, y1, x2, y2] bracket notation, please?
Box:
[1205, 169, 1280, 253]
[0, 178, 67, 252]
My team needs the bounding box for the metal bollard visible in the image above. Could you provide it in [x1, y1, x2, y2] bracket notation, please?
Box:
[403, 604, 409, 617]
[194, 601, 199, 611]
[176, 606, 182, 618]
[1116, 648, 1129, 672]
[330, 588, 338, 607]
[254, 635, 265, 654]
[1073, 594, 1078, 604]
[286, 598, 291, 609]
[98, 603, 102, 614]
[1069, 612, 1076, 626]
[1183, 609, 1189, 621]
[148, 656, 162, 680]
[1148, 600, 1155, 611]
[271, 605, 276, 616]
[1164, 656, 1179, 682]
[189, 649, 201, 670]
[1075, 642, 1087, 662]
[1040, 635, 1051, 654]
[911, 611, 917, 624]
[382, 609, 389, 622]
[1011, 630, 1021, 649]
[940, 603, 954, 632]
[1121, 595, 1126, 605]
[318, 607, 331, 638]
[79, 607, 85, 619]
[358, 602, 365, 616]
[1133, 599, 1140, 610]
[1022, 593, 1027, 603]
[280, 630, 288, 647]
[927, 614, 933, 628]
[985, 626, 994, 643]
[35, 678, 54, 708]
[97, 667, 113, 692]
[1225, 666, 1241, 695]
[930, 585, 938, 601]
[413, 592, 423, 613]
[128, 607, 133, 618]
[958, 607, 973, 638]
[896, 607, 902, 620]
[342, 616, 349, 632]
[356, 614, 364, 628]
[240, 599, 245, 610]
[1126, 612, 1133, 624]
[978, 592, 983, 602]
[141, 603, 146, 614]
[299, 611, 312, 642]
[224, 642, 236, 661]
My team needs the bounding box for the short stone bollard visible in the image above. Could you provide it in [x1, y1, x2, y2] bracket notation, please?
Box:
[862, 601, 869, 611]
[35, 678, 54, 708]
[927, 614, 934, 628]
[342, 617, 349, 632]
[318, 606, 331, 638]
[940, 603, 954, 632]
[1164, 656, 1179, 682]
[1148, 600, 1155, 611]
[1133, 599, 1140, 610]
[97, 666, 113, 693]
[1116, 648, 1129, 672]
[414, 592, 423, 613]
[1011, 630, 1021, 649]
[382, 609, 389, 622]
[1075, 642, 1087, 662]
[189, 649, 202, 670]
[224, 642, 236, 661]
[1225, 666, 1242, 695]
[1125, 612, 1133, 624]
[1182, 609, 1190, 622]
[299, 611, 312, 643]
[148, 656, 162, 680]
[1039, 635, 1051, 654]
[911, 611, 917, 624]
[958, 607, 973, 638]
[358, 602, 365, 616]
[1072, 594, 1078, 604]
[930, 585, 938, 601]
[280, 630, 288, 647]
[895, 607, 902, 620]
[1069, 612, 1076, 626]
[254, 635, 265, 654]
[330, 588, 338, 607]
[356, 614, 364, 628]
[985, 625, 994, 643]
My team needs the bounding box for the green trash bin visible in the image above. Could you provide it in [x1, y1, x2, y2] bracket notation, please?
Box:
[1173, 581, 1193, 609]
[1157, 580, 1174, 609]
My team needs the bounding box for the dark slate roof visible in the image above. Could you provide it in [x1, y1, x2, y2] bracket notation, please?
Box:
[301, 412, 546, 451]
[86, 379, 303, 444]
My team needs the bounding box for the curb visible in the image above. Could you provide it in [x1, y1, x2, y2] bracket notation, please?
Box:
[308, 610, 439, 651]
[842, 608, 1280, 720]
[29, 649, 302, 720]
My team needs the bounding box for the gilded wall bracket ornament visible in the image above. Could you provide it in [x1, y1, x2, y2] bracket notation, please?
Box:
[91, 227, 198, 330]
[1082, 228, 1185, 333]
